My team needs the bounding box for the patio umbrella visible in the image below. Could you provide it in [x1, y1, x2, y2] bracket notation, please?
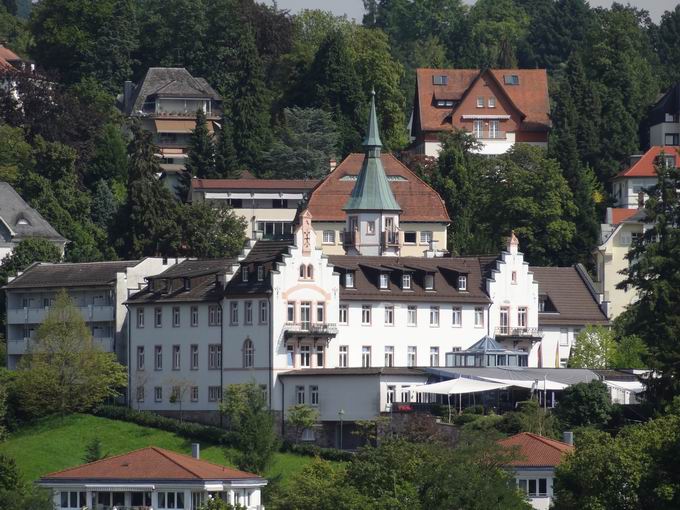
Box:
[413, 378, 512, 420]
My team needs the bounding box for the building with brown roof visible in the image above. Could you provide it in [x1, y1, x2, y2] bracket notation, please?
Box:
[498, 432, 574, 510]
[411, 68, 550, 156]
[38, 445, 266, 509]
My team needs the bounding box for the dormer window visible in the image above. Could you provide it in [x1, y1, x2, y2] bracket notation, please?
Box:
[183, 278, 191, 291]
[425, 274, 434, 290]
[433, 75, 448, 85]
[379, 273, 389, 289]
[504, 74, 520, 85]
[458, 275, 467, 291]
[345, 271, 354, 288]
[402, 274, 412, 290]
[16, 216, 30, 226]
[538, 298, 546, 312]
[241, 266, 249, 282]
[257, 266, 264, 281]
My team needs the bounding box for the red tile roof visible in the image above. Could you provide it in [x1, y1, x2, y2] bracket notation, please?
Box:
[414, 68, 551, 133]
[40, 447, 263, 482]
[191, 178, 319, 191]
[610, 208, 638, 225]
[0, 45, 21, 63]
[498, 432, 574, 468]
[615, 146, 680, 178]
[307, 153, 450, 223]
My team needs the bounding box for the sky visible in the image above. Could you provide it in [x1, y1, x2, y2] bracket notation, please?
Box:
[264, 0, 678, 22]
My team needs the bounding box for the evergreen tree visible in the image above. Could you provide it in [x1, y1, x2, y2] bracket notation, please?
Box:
[91, 180, 118, 230]
[214, 112, 240, 178]
[83, 437, 105, 463]
[185, 109, 216, 179]
[656, 5, 680, 86]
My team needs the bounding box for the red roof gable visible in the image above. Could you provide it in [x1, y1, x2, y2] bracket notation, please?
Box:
[498, 432, 574, 468]
[414, 68, 551, 133]
[191, 178, 319, 191]
[615, 146, 680, 179]
[306, 153, 450, 223]
[40, 447, 263, 482]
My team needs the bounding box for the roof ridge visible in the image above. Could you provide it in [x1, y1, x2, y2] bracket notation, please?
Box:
[151, 447, 204, 479]
[42, 445, 155, 478]
[522, 432, 573, 449]
[153, 447, 259, 478]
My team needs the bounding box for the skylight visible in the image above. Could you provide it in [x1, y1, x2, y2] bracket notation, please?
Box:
[504, 75, 520, 85]
[432, 75, 448, 86]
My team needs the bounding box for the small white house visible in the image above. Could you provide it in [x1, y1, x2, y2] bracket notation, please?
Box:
[38, 445, 266, 510]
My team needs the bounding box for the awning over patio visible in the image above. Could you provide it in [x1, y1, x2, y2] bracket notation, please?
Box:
[413, 377, 511, 395]
[480, 377, 568, 391]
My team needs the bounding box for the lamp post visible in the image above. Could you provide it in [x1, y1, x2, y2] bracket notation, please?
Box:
[338, 409, 345, 449]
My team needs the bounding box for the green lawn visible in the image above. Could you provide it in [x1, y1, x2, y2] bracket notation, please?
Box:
[0, 414, 313, 484]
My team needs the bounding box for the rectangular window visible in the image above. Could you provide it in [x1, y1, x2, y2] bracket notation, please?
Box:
[136, 385, 144, 403]
[384, 305, 394, 326]
[452, 307, 462, 327]
[345, 272, 354, 288]
[499, 306, 509, 333]
[137, 346, 145, 370]
[401, 386, 410, 403]
[430, 306, 440, 326]
[191, 386, 198, 402]
[191, 306, 198, 327]
[310, 385, 319, 406]
[504, 74, 519, 85]
[339, 345, 348, 367]
[208, 344, 222, 369]
[366, 220, 376, 235]
[432, 75, 448, 85]
[209, 305, 222, 326]
[361, 305, 372, 325]
[154, 346, 162, 370]
[300, 302, 311, 328]
[384, 346, 394, 367]
[259, 300, 268, 324]
[287, 302, 295, 322]
[489, 120, 500, 139]
[518, 307, 527, 329]
[300, 345, 311, 367]
[402, 274, 412, 290]
[137, 308, 145, 328]
[316, 345, 324, 367]
[339, 304, 348, 324]
[474, 307, 484, 328]
[665, 133, 679, 146]
[287, 345, 295, 367]
[208, 386, 222, 402]
[386, 385, 396, 404]
[476, 96, 484, 108]
[272, 198, 288, 208]
[420, 231, 433, 244]
[408, 346, 417, 367]
[316, 303, 325, 323]
[241, 266, 249, 282]
[172, 306, 180, 327]
[172, 345, 180, 370]
[407, 305, 417, 326]
[458, 275, 467, 291]
[560, 328, 569, 346]
[257, 265, 264, 281]
[190, 344, 199, 370]
[430, 347, 439, 367]
[362, 346, 371, 367]
[488, 96, 496, 108]
[229, 302, 238, 325]
[322, 230, 336, 244]
[425, 274, 434, 290]
[296, 385, 305, 405]
[404, 231, 417, 244]
[244, 301, 253, 325]
[379, 273, 389, 289]
[473, 119, 483, 137]
[154, 386, 162, 402]
[154, 307, 162, 328]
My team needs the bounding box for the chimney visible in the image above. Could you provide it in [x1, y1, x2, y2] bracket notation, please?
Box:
[562, 431, 574, 446]
[329, 158, 337, 173]
[191, 443, 200, 459]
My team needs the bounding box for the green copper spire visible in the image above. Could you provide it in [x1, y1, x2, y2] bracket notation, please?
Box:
[343, 90, 401, 212]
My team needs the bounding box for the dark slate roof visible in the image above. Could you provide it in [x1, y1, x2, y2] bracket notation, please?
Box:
[151, 259, 238, 279]
[329, 255, 491, 304]
[0, 182, 66, 244]
[531, 267, 609, 326]
[4, 260, 140, 289]
[127, 68, 220, 115]
[279, 367, 426, 377]
[224, 241, 292, 297]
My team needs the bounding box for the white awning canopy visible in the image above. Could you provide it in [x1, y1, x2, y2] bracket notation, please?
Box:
[480, 377, 569, 391]
[604, 380, 645, 394]
[413, 378, 511, 395]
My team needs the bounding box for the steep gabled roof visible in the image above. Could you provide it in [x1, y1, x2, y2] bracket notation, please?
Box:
[498, 432, 573, 468]
[0, 182, 66, 244]
[614, 146, 680, 179]
[610, 208, 638, 225]
[40, 447, 264, 482]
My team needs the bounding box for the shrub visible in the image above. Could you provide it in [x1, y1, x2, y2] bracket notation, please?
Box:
[281, 441, 354, 462]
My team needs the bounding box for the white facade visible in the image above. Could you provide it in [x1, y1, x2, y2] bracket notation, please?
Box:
[612, 175, 657, 209]
[413, 135, 547, 158]
[650, 119, 680, 147]
[512, 468, 557, 510]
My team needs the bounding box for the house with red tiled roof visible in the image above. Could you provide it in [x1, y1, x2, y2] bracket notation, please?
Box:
[498, 432, 574, 510]
[38, 445, 266, 509]
[410, 68, 551, 157]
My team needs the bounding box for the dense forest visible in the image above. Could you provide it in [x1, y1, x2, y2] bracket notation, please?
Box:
[1, 0, 679, 265]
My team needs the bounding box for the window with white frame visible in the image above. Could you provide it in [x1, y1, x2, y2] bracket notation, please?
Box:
[300, 302, 311, 327]
[209, 304, 222, 326]
[488, 96, 496, 108]
[241, 266, 249, 282]
[190, 344, 198, 370]
[384, 305, 394, 326]
[158, 492, 185, 509]
[386, 385, 396, 404]
[242, 339, 254, 368]
[458, 275, 467, 291]
[476, 96, 484, 108]
[517, 478, 548, 497]
[430, 347, 440, 367]
[136, 386, 144, 403]
[172, 306, 180, 327]
[404, 231, 417, 244]
[379, 273, 389, 289]
[384, 346, 394, 367]
[287, 302, 295, 322]
[361, 305, 372, 325]
[316, 345, 324, 367]
[402, 273, 412, 290]
[473, 119, 483, 137]
[474, 307, 484, 327]
[323, 230, 336, 244]
[339, 304, 348, 324]
[137, 307, 145, 328]
[339, 345, 348, 367]
[362, 346, 371, 367]
[407, 305, 417, 326]
[286, 345, 295, 367]
[154, 345, 162, 370]
[154, 307, 162, 327]
[257, 265, 264, 281]
[259, 300, 268, 324]
[137, 346, 145, 370]
[60, 491, 86, 509]
[191, 305, 198, 326]
[345, 271, 354, 288]
[229, 302, 238, 325]
[452, 306, 462, 327]
[300, 345, 311, 367]
[401, 386, 410, 402]
[296, 385, 305, 404]
[208, 386, 222, 402]
[310, 385, 319, 406]
[191, 386, 198, 402]
[172, 345, 180, 370]
[408, 346, 417, 367]
[420, 231, 433, 244]
[208, 344, 222, 369]
[425, 273, 434, 290]
[518, 307, 527, 329]
[489, 120, 500, 138]
[560, 328, 569, 346]
[154, 386, 162, 402]
[316, 303, 325, 323]
[430, 306, 440, 326]
[244, 301, 253, 325]
[366, 220, 376, 235]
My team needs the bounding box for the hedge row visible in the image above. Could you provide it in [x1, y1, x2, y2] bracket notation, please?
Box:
[281, 441, 353, 462]
[92, 405, 236, 446]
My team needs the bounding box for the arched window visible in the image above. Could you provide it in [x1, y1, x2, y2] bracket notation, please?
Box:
[299, 264, 305, 278]
[307, 264, 314, 279]
[243, 339, 254, 368]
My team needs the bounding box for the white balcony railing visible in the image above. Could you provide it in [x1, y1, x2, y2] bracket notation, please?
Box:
[284, 322, 338, 337]
[494, 326, 542, 338]
[6, 305, 114, 324]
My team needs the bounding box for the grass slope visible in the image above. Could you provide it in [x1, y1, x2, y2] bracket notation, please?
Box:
[0, 414, 311, 483]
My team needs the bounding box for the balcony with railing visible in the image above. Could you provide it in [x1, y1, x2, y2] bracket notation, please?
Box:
[6, 305, 114, 325]
[475, 130, 507, 140]
[284, 322, 338, 339]
[382, 229, 401, 248]
[494, 326, 543, 339]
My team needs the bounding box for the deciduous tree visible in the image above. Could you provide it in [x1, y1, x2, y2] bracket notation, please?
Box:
[568, 326, 617, 369]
